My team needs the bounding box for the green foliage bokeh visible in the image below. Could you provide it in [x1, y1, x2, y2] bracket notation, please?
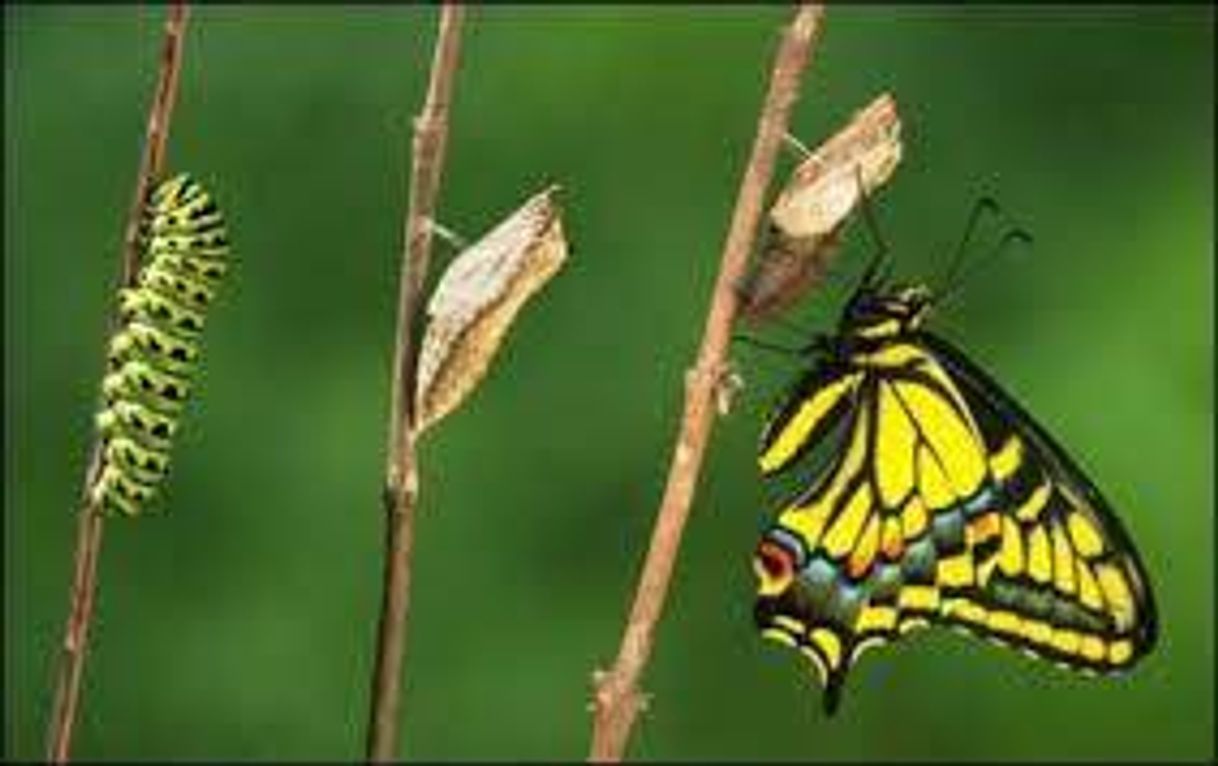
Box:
[5, 5, 1213, 760]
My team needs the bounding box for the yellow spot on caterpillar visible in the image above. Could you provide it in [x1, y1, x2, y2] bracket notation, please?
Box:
[1067, 513, 1105, 557]
[898, 617, 930, 634]
[95, 409, 118, 435]
[989, 435, 1023, 481]
[937, 553, 974, 587]
[93, 465, 153, 516]
[1027, 525, 1052, 583]
[1016, 481, 1052, 521]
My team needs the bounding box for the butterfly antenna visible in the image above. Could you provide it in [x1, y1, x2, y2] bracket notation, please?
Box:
[986, 226, 1035, 271]
[935, 196, 1000, 297]
[938, 225, 1036, 307]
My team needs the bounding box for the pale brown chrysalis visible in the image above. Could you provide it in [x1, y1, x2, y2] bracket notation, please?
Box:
[740, 92, 903, 323]
[414, 185, 568, 435]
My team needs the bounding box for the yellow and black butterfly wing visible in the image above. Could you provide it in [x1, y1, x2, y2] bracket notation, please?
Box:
[753, 335, 1156, 713]
[917, 332, 1157, 669]
[755, 341, 970, 713]
[756, 338, 995, 712]
[758, 357, 863, 478]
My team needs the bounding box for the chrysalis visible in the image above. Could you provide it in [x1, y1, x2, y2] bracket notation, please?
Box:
[741, 92, 903, 323]
[415, 185, 568, 434]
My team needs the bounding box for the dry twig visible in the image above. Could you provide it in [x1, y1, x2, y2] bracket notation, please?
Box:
[587, 5, 826, 761]
[365, 4, 465, 761]
[44, 4, 191, 762]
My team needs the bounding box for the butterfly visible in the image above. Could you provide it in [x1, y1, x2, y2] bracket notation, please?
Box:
[750, 199, 1157, 714]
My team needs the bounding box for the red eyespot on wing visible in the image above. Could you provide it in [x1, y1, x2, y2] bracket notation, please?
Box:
[757, 540, 795, 581]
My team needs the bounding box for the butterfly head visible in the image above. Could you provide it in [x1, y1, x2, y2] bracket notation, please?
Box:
[841, 281, 933, 340]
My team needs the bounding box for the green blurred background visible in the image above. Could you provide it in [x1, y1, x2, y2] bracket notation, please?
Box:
[5, 5, 1213, 761]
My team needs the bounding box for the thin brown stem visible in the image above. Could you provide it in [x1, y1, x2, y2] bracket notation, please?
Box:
[44, 4, 190, 763]
[587, 6, 825, 761]
[365, 4, 465, 762]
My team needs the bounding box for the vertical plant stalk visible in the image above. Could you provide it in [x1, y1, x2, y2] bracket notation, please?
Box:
[587, 5, 825, 762]
[365, 4, 465, 762]
[44, 4, 191, 763]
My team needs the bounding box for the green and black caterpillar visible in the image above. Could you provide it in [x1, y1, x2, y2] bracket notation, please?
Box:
[91, 173, 230, 516]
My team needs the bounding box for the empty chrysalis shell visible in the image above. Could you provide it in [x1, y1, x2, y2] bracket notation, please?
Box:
[414, 185, 568, 435]
[740, 92, 903, 323]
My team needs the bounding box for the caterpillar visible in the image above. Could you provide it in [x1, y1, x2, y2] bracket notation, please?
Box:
[91, 173, 230, 516]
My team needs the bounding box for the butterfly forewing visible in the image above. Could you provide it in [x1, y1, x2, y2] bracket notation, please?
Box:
[758, 360, 861, 477]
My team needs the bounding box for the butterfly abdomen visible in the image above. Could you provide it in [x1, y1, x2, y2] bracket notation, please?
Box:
[91, 173, 230, 516]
